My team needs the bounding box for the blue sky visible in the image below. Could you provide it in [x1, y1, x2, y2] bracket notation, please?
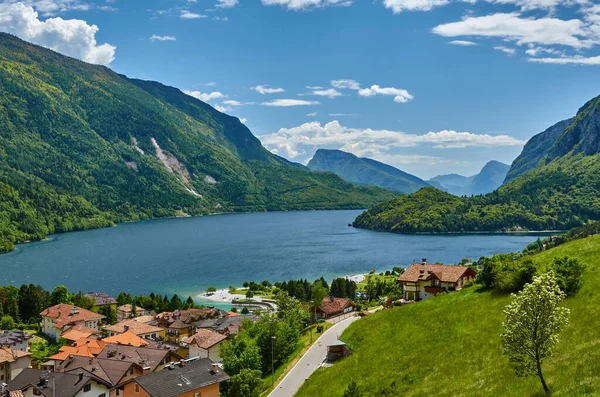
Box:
[1, 0, 600, 178]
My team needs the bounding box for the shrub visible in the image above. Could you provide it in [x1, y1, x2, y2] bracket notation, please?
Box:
[551, 256, 586, 296]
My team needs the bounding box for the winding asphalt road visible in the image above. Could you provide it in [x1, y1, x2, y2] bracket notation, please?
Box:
[268, 315, 360, 397]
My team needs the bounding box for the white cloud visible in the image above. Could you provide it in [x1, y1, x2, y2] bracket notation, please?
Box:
[382, 0, 448, 14]
[0, 3, 116, 65]
[216, 0, 238, 7]
[214, 104, 227, 112]
[252, 85, 285, 94]
[358, 85, 414, 103]
[262, 99, 320, 107]
[432, 12, 592, 49]
[449, 40, 478, 45]
[7, 0, 92, 16]
[204, 82, 217, 86]
[223, 100, 242, 106]
[213, 16, 228, 21]
[97, 5, 117, 12]
[328, 113, 359, 116]
[184, 90, 225, 102]
[150, 35, 176, 41]
[240, 117, 247, 124]
[494, 45, 517, 55]
[306, 85, 325, 89]
[331, 79, 361, 90]
[259, 120, 524, 166]
[180, 10, 207, 18]
[306, 112, 318, 116]
[308, 88, 343, 98]
[260, 0, 351, 10]
[524, 46, 563, 56]
[527, 55, 600, 65]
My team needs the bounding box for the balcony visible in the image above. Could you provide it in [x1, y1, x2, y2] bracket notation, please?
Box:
[424, 286, 444, 294]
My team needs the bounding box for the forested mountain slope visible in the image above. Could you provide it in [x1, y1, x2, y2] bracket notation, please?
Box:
[354, 94, 600, 233]
[307, 149, 429, 193]
[0, 34, 396, 252]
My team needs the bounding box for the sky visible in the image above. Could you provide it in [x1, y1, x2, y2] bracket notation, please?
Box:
[1, 0, 600, 179]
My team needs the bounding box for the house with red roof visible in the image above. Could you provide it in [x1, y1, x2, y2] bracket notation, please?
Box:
[313, 297, 356, 319]
[40, 305, 105, 343]
[398, 259, 477, 301]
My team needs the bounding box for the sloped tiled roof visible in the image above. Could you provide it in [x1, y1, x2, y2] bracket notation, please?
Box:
[0, 331, 31, 346]
[61, 325, 102, 342]
[133, 315, 158, 325]
[102, 331, 150, 347]
[96, 344, 172, 372]
[48, 338, 107, 361]
[320, 297, 355, 315]
[0, 347, 30, 363]
[40, 304, 104, 330]
[57, 355, 134, 386]
[105, 319, 163, 336]
[8, 368, 91, 397]
[398, 264, 476, 283]
[135, 358, 230, 397]
[117, 304, 145, 313]
[85, 292, 117, 307]
[184, 329, 228, 350]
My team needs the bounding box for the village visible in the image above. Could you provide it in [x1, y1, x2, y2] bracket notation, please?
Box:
[0, 260, 476, 397]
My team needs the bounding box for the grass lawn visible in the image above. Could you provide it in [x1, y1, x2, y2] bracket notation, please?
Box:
[259, 322, 333, 396]
[356, 273, 398, 292]
[296, 235, 600, 397]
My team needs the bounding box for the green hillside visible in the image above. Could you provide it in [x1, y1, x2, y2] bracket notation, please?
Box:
[0, 34, 396, 252]
[297, 235, 600, 397]
[353, 94, 600, 233]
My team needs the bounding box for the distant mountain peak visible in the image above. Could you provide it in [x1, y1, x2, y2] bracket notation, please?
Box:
[307, 149, 429, 194]
[428, 160, 509, 196]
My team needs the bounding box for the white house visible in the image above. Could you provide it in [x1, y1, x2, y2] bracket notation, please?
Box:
[183, 329, 229, 363]
[40, 304, 105, 343]
[0, 347, 31, 383]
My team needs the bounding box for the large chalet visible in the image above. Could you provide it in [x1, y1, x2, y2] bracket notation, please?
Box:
[398, 259, 477, 301]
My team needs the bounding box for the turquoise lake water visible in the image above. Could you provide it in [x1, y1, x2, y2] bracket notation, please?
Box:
[0, 210, 547, 307]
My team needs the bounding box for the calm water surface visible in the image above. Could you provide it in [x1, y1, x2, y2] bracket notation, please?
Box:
[0, 210, 546, 303]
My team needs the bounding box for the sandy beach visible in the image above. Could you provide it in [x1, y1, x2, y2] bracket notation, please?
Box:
[198, 288, 246, 303]
[345, 274, 365, 283]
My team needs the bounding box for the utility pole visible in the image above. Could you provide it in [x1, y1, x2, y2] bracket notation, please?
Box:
[309, 300, 314, 344]
[271, 335, 276, 385]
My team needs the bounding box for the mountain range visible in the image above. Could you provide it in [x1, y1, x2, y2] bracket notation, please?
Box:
[307, 149, 430, 194]
[354, 93, 600, 233]
[428, 160, 510, 196]
[0, 34, 396, 252]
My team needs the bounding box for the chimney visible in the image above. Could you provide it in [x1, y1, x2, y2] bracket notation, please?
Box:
[124, 325, 130, 332]
[329, 296, 334, 302]
[70, 307, 80, 315]
[421, 258, 427, 265]
[211, 363, 219, 374]
[78, 372, 84, 382]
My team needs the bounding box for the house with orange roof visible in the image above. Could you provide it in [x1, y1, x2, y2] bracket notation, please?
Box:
[40, 305, 105, 343]
[183, 329, 229, 362]
[105, 319, 165, 340]
[60, 325, 102, 343]
[399, 259, 477, 301]
[102, 330, 150, 347]
[48, 338, 107, 364]
[0, 347, 31, 383]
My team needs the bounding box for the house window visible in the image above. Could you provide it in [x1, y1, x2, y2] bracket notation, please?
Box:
[434, 279, 440, 287]
[0, 364, 4, 370]
[83, 384, 91, 392]
[135, 384, 140, 393]
[99, 394, 106, 397]
[129, 368, 134, 375]
[194, 393, 201, 397]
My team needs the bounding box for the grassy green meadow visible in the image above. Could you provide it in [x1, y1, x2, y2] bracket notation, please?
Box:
[296, 235, 600, 397]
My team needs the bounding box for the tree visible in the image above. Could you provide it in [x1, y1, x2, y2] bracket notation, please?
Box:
[72, 292, 94, 310]
[501, 272, 570, 396]
[226, 368, 263, 397]
[241, 307, 249, 315]
[343, 381, 363, 397]
[99, 305, 117, 325]
[310, 284, 327, 309]
[50, 286, 72, 306]
[131, 304, 138, 318]
[0, 315, 15, 331]
[551, 256, 586, 296]
[246, 290, 254, 299]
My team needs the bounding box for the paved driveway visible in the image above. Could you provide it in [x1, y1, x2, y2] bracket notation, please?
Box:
[268, 315, 360, 397]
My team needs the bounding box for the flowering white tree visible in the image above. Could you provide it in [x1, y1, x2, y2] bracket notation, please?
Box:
[501, 271, 570, 396]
